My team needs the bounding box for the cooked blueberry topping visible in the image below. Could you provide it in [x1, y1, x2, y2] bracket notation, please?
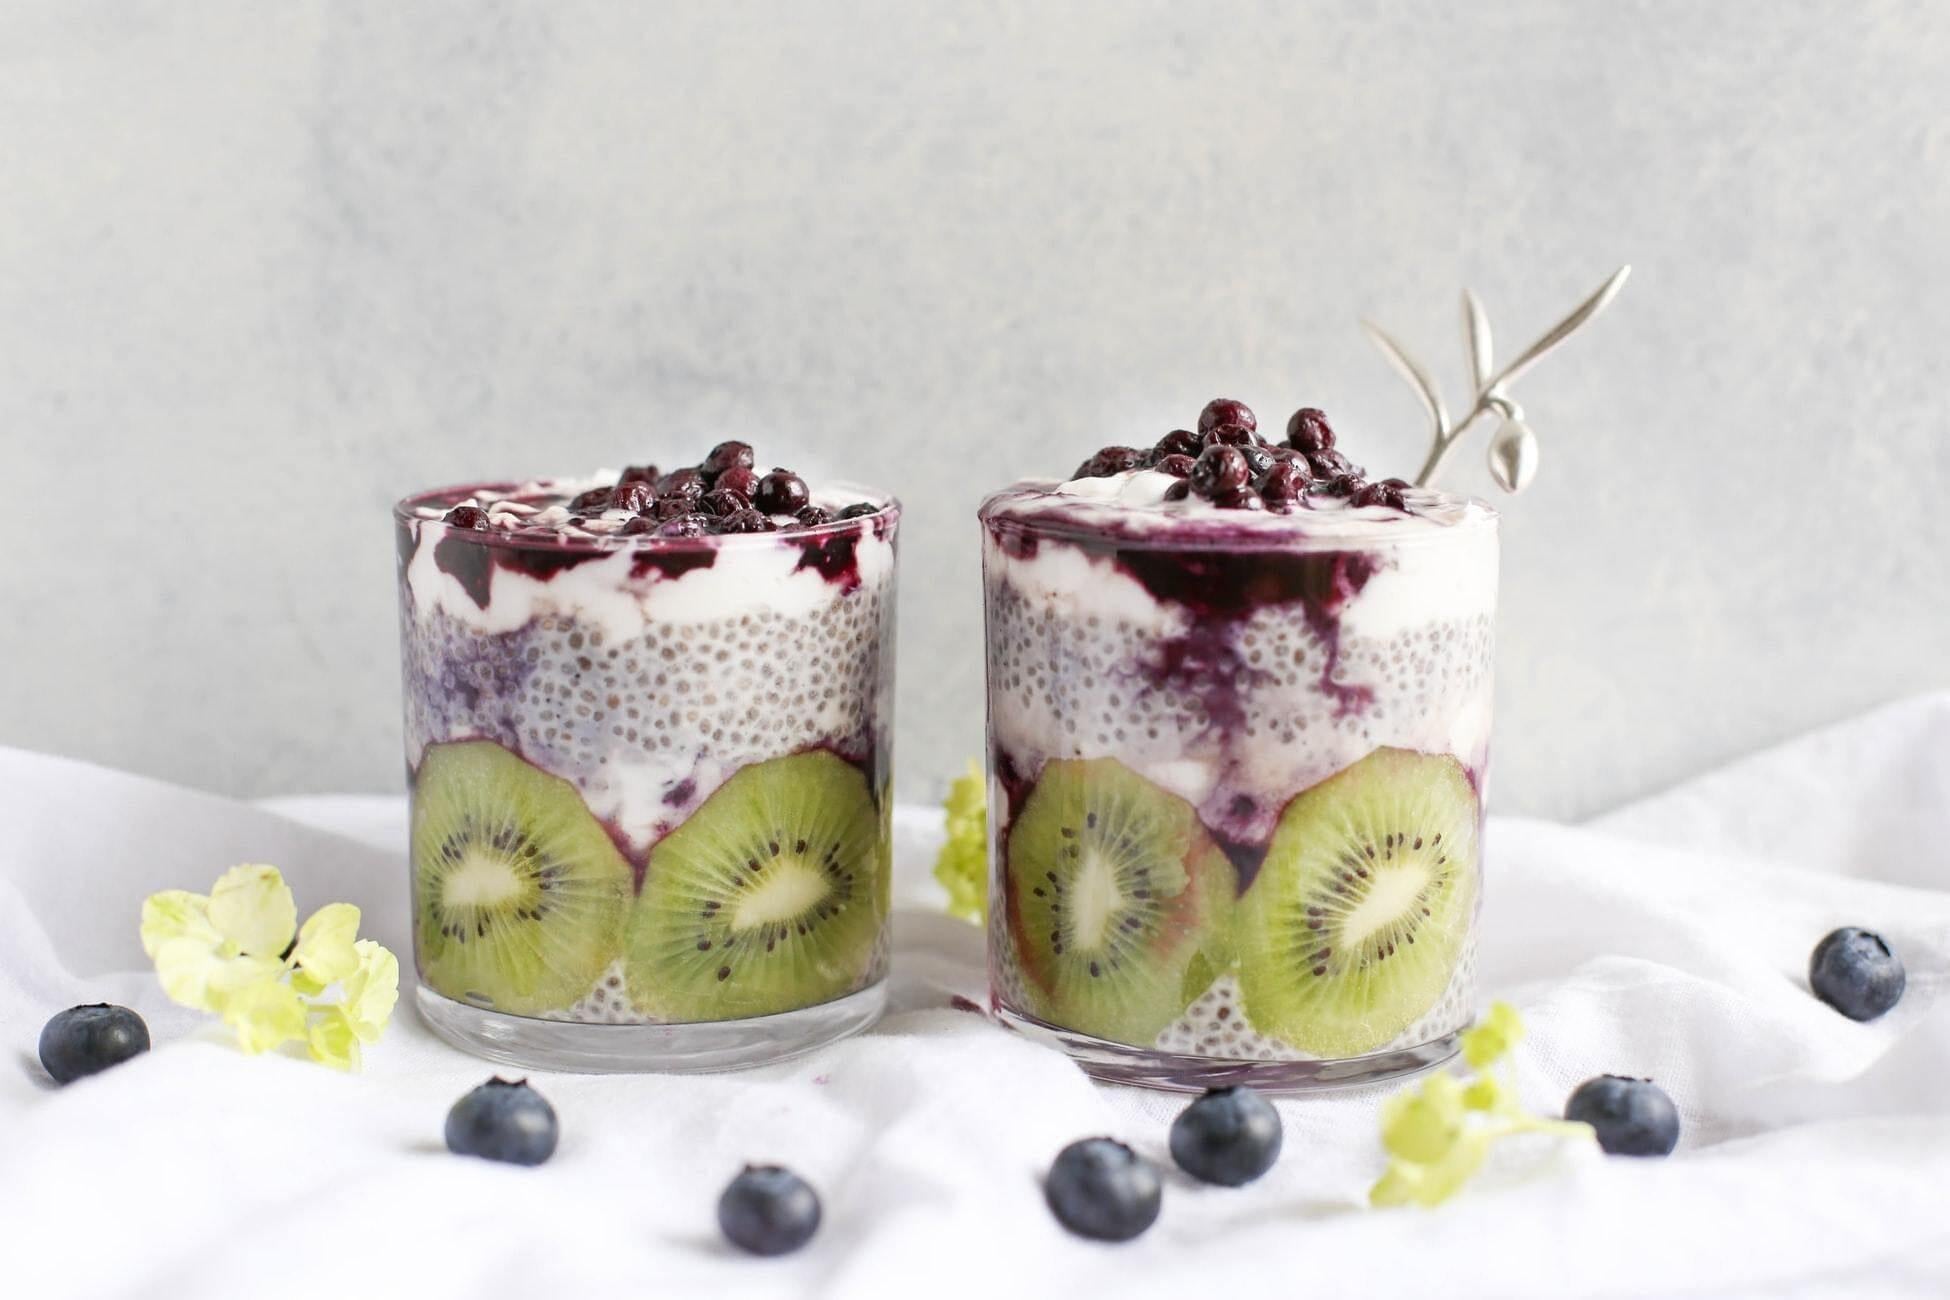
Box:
[713, 465, 760, 502]
[1151, 429, 1204, 462]
[1257, 458, 1312, 504]
[1198, 398, 1257, 436]
[714, 507, 775, 534]
[1285, 407, 1335, 452]
[1239, 444, 1275, 480]
[837, 503, 880, 520]
[611, 479, 657, 513]
[659, 467, 706, 500]
[1212, 485, 1266, 511]
[658, 513, 711, 538]
[618, 463, 660, 485]
[1189, 445, 1251, 496]
[1351, 478, 1408, 509]
[699, 487, 748, 517]
[1152, 453, 1196, 479]
[754, 469, 811, 515]
[1074, 446, 1146, 479]
[1313, 473, 1362, 498]
[1201, 423, 1258, 448]
[619, 516, 659, 535]
[795, 505, 833, 526]
[445, 505, 490, 530]
[701, 440, 755, 480]
[1162, 480, 1191, 501]
[569, 486, 613, 512]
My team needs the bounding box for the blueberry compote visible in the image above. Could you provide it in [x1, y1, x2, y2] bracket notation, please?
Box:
[979, 400, 1497, 1091]
[395, 446, 899, 1072]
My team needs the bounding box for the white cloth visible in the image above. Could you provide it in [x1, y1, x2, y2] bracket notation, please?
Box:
[5, 696, 1950, 1299]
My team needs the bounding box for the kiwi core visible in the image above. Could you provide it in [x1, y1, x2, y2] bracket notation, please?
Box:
[443, 847, 531, 911]
[1339, 862, 1431, 952]
[732, 858, 833, 931]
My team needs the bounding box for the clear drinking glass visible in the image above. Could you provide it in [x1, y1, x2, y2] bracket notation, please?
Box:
[978, 489, 1496, 1090]
[395, 481, 898, 1072]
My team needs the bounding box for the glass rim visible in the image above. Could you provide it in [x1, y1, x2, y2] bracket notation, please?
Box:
[976, 486, 1496, 553]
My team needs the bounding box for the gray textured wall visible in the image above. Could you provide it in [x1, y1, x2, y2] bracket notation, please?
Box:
[3, 1, 1946, 819]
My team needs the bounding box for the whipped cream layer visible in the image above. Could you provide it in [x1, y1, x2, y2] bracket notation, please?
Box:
[396, 481, 898, 854]
[980, 475, 1497, 851]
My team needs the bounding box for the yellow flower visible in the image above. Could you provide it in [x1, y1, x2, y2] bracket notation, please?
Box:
[142, 865, 400, 1069]
[933, 759, 989, 924]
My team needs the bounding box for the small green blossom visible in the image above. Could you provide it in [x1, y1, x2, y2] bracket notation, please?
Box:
[933, 759, 989, 924]
[141, 865, 398, 1069]
[1371, 1002, 1593, 1208]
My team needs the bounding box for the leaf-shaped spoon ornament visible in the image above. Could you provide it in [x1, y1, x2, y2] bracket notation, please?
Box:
[1363, 266, 1629, 494]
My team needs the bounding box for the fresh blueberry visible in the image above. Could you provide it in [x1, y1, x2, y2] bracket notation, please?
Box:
[38, 1004, 149, 1084]
[794, 505, 834, 527]
[1168, 1086, 1283, 1186]
[1189, 445, 1251, 497]
[836, 503, 880, 521]
[701, 440, 755, 480]
[1809, 927, 1905, 1021]
[658, 513, 711, 538]
[1285, 407, 1336, 453]
[1074, 446, 1146, 479]
[659, 468, 706, 501]
[1565, 1076, 1680, 1156]
[1198, 398, 1257, 436]
[1212, 486, 1266, 511]
[611, 480, 656, 513]
[754, 469, 811, 516]
[1152, 453, 1196, 479]
[569, 486, 613, 512]
[1151, 429, 1204, 462]
[1044, 1138, 1160, 1242]
[618, 463, 660, 486]
[444, 505, 490, 531]
[714, 465, 760, 501]
[445, 1078, 559, 1166]
[717, 1164, 822, 1256]
[699, 487, 748, 517]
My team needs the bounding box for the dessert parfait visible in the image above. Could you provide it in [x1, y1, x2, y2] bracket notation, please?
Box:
[396, 443, 898, 1071]
[979, 400, 1496, 1089]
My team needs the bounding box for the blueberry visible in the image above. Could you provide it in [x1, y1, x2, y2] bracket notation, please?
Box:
[1169, 1086, 1283, 1186]
[1162, 480, 1191, 501]
[1312, 473, 1362, 499]
[701, 440, 755, 480]
[445, 1078, 559, 1166]
[794, 505, 834, 527]
[444, 505, 490, 531]
[1239, 444, 1275, 480]
[569, 486, 613, 512]
[658, 513, 711, 538]
[1074, 446, 1145, 480]
[1189, 445, 1250, 497]
[620, 516, 659, 535]
[1151, 429, 1203, 462]
[836, 503, 880, 521]
[1565, 1076, 1680, 1156]
[1212, 486, 1266, 511]
[1810, 927, 1905, 1021]
[754, 470, 811, 516]
[1201, 423, 1257, 448]
[1152, 453, 1196, 479]
[659, 468, 706, 501]
[1258, 459, 1312, 505]
[699, 487, 748, 517]
[38, 1004, 149, 1084]
[714, 507, 775, 534]
[652, 494, 698, 520]
[1198, 398, 1257, 436]
[718, 1164, 821, 1256]
[618, 463, 660, 486]
[611, 480, 656, 513]
[714, 465, 760, 502]
[1044, 1138, 1160, 1242]
[1350, 479, 1407, 510]
[1285, 407, 1335, 453]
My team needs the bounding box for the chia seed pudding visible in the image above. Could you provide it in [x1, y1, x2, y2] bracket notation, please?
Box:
[395, 448, 898, 1072]
[979, 401, 1496, 1090]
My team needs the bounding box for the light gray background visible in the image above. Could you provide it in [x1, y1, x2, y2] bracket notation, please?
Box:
[3, 1, 1946, 818]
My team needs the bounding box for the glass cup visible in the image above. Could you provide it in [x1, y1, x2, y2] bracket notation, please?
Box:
[395, 481, 898, 1072]
[978, 488, 1496, 1090]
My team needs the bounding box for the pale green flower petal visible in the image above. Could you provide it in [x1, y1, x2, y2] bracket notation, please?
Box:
[933, 759, 989, 924]
[140, 890, 219, 960]
[150, 936, 229, 1011]
[306, 1008, 362, 1071]
[1381, 1071, 1466, 1163]
[221, 978, 309, 1054]
[340, 940, 400, 1042]
[293, 903, 362, 985]
[1461, 1000, 1524, 1068]
[209, 864, 297, 959]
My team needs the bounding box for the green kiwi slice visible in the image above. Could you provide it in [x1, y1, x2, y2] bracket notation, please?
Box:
[411, 740, 633, 1016]
[1236, 747, 1479, 1057]
[1003, 758, 1235, 1047]
[624, 750, 885, 1021]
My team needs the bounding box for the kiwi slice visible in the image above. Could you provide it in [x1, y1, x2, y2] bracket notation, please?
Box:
[1003, 758, 1235, 1047]
[1235, 747, 1479, 1057]
[412, 740, 633, 1016]
[624, 750, 885, 1021]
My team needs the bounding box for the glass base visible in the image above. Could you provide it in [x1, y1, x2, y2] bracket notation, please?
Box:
[416, 981, 887, 1074]
[994, 1004, 1461, 1093]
